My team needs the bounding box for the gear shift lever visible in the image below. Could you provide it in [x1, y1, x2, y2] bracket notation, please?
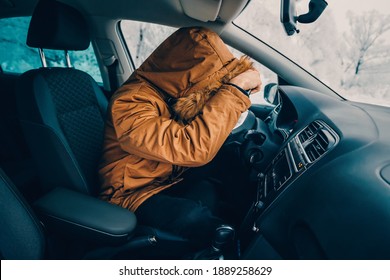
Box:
[212, 225, 235, 252]
[190, 224, 235, 259]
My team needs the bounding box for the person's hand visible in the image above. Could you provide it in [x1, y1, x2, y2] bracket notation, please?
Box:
[229, 68, 262, 94]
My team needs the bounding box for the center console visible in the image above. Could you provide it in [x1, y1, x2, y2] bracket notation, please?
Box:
[247, 120, 338, 226]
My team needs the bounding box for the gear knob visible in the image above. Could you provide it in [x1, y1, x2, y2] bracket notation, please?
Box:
[212, 225, 235, 252]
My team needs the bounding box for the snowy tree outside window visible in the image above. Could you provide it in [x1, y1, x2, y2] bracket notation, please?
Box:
[120, 21, 177, 69]
[235, 0, 390, 107]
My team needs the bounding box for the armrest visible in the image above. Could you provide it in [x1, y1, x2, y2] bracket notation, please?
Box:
[34, 187, 137, 245]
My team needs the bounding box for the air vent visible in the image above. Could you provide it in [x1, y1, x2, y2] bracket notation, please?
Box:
[298, 121, 337, 162]
[298, 121, 321, 143]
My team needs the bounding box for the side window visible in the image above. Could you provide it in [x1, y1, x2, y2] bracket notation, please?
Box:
[0, 16, 102, 83]
[120, 20, 177, 68]
[120, 20, 275, 105]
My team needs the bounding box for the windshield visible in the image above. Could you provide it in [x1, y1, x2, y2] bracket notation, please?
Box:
[235, 0, 390, 107]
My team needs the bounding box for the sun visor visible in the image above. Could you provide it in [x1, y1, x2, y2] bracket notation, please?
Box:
[180, 0, 222, 22]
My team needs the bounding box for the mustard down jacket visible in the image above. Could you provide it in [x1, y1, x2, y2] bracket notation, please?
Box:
[99, 27, 252, 212]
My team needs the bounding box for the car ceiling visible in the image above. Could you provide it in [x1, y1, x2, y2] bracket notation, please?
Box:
[0, 0, 249, 27]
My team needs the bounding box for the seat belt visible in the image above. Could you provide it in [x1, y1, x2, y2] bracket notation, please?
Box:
[103, 55, 119, 93]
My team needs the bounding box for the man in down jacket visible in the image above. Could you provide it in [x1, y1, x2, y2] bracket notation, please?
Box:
[99, 27, 262, 249]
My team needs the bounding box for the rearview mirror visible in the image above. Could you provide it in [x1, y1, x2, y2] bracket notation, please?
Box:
[281, 0, 328, 36]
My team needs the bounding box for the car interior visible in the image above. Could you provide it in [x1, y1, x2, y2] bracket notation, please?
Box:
[1, 0, 390, 260]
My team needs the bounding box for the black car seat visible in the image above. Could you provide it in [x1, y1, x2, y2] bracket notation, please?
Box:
[0, 168, 45, 259]
[15, 0, 190, 259]
[16, 0, 106, 196]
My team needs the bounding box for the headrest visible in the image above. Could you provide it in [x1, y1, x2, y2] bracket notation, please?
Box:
[27, 0, 90, 51]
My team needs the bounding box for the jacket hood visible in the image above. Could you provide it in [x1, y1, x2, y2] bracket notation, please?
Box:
[133, 27, 253, 123]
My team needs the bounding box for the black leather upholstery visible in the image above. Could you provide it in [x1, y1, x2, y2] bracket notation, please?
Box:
[17, 68, 107, 195]
[34, 187, 137, 244]
[27, 0, 90, 50]
[0, 169, 45, 259]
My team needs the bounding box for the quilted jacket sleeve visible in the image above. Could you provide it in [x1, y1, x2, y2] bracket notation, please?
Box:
[111, 83, 251, 167]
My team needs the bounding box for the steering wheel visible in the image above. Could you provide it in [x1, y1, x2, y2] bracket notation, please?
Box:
[225, 110, 257, 146]
[232, 111, 249, 131]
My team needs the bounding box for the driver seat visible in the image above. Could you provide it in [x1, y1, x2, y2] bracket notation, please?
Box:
[16, 0, 190, 259]
[17, 0, 105, 196]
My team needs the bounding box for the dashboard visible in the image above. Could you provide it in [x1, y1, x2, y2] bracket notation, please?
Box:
[238, 86, 390, 260]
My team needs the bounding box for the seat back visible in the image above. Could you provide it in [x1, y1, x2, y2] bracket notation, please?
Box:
[16, 0, 107, 195]
[0, 169, 45, 259]
[0, 66, 40, 202]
